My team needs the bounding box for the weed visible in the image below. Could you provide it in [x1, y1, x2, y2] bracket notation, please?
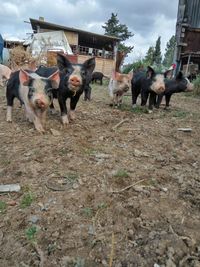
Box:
[97, 202, 107, 209]
[81, 207, 93, 217]
[114, 169, 129, 178]
[25, 226, 38, 242]
[172, 110, 189, 118]
[20, 192, 34, 208]
[0, 201, 7, 213]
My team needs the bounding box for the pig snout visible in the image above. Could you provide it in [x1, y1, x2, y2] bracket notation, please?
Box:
[35, 99, 48, 109]
[69, 76, 81, 87]
[157, 86, 165, 93]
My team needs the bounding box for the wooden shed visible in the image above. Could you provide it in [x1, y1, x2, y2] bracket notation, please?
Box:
[29, 18, 120, 76]
[174, 0, 200, 77]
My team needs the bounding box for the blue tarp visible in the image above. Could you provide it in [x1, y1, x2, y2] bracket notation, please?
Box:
[0, 34, 4, 63]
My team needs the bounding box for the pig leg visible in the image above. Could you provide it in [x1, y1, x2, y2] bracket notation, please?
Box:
[49, 101, 57, 114]
[58, 95, 69, 125]
[33, 116, 45, 133]
[131, 85, 140, 108]
[155, 94, 164, 109]
[148, 92, 157, 110]
[141, 90, 149, 106]
[6, 94, 15, 122]
[164, 94, 172, 109]
[69, 93, 82, 121]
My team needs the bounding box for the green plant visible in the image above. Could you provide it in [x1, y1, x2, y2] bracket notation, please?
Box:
[20, 192, 34, 208]
[25, 226, 38, 242]
[81, 207, 93, 217]
[193, 75, 200, 96]
[114, 169, 129, 178]
[172, 110, 189, 118]
[0, 201, 7, 213]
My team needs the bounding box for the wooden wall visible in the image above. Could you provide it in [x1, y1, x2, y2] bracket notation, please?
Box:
[64, 31, 78, 46]
[78, 55, 115, 76]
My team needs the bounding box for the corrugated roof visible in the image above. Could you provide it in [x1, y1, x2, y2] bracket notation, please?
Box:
[29, 18, 121, 41]
[186, 0, 200, 28]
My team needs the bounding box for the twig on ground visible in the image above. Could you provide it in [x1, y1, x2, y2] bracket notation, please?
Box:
[109, 232, 115, 267]
[110, 179, 147, 194]
[112, 118, 129, 130]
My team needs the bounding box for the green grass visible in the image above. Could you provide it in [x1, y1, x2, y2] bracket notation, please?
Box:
[25, 226, 38, 242]
[114, 169, 129, 178]
[81, 207, 94, 217]
[0, 201, 7, 213]
[20, 192, 34, 208]
[172, 110, 189, 118]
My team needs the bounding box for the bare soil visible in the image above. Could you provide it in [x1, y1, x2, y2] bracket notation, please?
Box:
[0, 83, 200, 267]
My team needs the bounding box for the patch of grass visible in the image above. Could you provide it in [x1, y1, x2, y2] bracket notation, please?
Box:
[20, 192, 34, 208]
[114, 169, 129, 178]
[120, 103, 148, 114]
[97, 202, 107, 209]
[0, 201, 7, 213]
[172, 110, 189, 118]
[193, 75, 200, 96]
[25, 226, 38, 242]
[81, 207, 94, 217]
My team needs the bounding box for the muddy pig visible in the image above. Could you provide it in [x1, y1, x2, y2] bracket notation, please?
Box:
[155, 71, 194, 109]
[109, 71, 133, 107]
[91, 71, 105, 85]
[6, 69, 60, 133]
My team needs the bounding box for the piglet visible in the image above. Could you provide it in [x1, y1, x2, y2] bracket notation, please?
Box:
[109, 71, 133, 107]
[6, 69, 60, 133]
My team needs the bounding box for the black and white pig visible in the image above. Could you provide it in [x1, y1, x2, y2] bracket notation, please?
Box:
[131, 66, 167, 111]
[36, 55, 95, 123]
[55, 54, 95, 125]
[6, 69, 60, 133]
[155, 71, 194, 109]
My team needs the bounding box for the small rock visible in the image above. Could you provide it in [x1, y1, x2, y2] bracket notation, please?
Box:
[177, 128, 192, 132]
[0, 184, 21, 192]
[50, 128, 61, 136]
[99, 136, 104, 141]
[28, 215, 40, 224]
[88, 225, 95, 235]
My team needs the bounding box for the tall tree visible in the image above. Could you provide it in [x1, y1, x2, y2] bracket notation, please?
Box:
[163, 35, 176, 67]
[144, 46, 155, 66]
[102, 13, 134, 55]
[154, 36, 162, 65]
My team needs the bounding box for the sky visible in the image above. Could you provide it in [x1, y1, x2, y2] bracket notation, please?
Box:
[0, 0, 179, 64]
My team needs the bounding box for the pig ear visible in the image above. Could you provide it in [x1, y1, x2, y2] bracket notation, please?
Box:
[176, 71, 183, 80]
[48, 70, 60, 89]
[146, 66, 155, 79]
[82, 57, 95, 74]
[57, 53, 72, 72]
[19, 69, 31, 85]
[164, 70, 172, 79]
[112, 71, 121, 79]
[128, 71, 133, 80]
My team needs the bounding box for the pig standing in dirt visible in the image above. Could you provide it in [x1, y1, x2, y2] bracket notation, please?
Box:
[109, 71, 133, 107]
[6, 69, 60, 133]
[131, 66, 167, 111]
[155, 71, 194, 109]
[0, 64, 12, 86]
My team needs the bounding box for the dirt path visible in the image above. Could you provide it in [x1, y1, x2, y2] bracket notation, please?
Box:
[0, 84, 200, 267]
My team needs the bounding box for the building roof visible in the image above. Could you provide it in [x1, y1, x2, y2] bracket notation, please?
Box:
[29, 18, 121, 41]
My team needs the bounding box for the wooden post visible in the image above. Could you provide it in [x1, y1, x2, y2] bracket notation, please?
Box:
[185, 54, 191, 76]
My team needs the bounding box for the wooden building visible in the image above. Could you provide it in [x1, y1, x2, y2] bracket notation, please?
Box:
[175, 0, 200, 77]
[29, 18, 120, 76]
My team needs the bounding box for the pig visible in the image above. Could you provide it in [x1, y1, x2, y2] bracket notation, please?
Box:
[91, 71, 105, 85]
[55, 54, 95, 124]
[109, 71, 133, 107]
[155, 71, 194, 109]
[6, 69, 60, 133]
[0, 64, 12, 87]
[131, 66, 166, 111]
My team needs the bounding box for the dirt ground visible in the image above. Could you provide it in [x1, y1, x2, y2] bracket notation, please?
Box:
[0, 82, 200, 267]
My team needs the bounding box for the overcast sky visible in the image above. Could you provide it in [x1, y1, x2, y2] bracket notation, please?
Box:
[0, 0, 179, 63]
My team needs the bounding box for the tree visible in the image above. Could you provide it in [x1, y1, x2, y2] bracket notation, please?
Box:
[144, 46, 155, 66]
[102, 13, 134, 55]
[154, 36, 162, 65]
[163, 35, 176, 68]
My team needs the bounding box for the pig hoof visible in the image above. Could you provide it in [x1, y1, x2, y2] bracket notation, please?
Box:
[148, 110, 153, 114]
[6, 118, 12, 123]
[62, 115, 69, 125]
[68, 111, 76, 121]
